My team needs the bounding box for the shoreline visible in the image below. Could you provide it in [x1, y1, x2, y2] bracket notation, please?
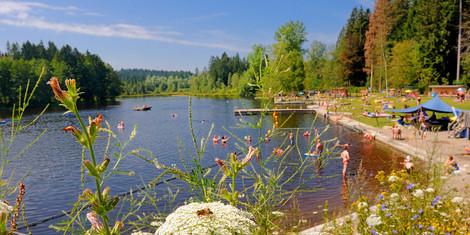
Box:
[300, 104, 470, 234]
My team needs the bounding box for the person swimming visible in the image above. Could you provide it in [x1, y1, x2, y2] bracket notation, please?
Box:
[213, 135, 220, 143]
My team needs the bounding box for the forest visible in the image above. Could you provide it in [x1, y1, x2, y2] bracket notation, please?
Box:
[188, 0, 470, 97]
[1, 0, 469, 103]
[0, 41, 122, 107]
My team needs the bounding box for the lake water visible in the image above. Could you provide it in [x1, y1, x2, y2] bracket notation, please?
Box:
[2, 96, 405, 234]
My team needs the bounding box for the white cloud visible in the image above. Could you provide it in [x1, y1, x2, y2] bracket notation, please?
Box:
[0, 1, 248, 52]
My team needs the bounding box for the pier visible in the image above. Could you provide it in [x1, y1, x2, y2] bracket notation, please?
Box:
[234, 108, 316, 116]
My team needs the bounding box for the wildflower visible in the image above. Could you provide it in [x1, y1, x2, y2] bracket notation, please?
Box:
[155, 201, 257, 235]
[47, 77, 80, 110]
[379, 194, 384, 200]
[413, 189, 424, 198]
[358, 202, 368, 209]
[150, 221, 163, 227]
[381, 204, 386, 211]
[386, 213, 391, 217]
[241, 146, 257, 165]
[407, 183, 415, 190]
[215, 158, 226, 169]
[371, 229, 378, 235]
[451, 197, 463, 203]
[432, 196, 441, 206]
[47, 77, 68, 103]
[390, 193, 399, 200]
[456, 209, 461, 213]
[428, 226, 434, 231]
[86, 211, 104, 232]
[366, 214, 382, 227]
[419, 224, 423, 228]
[393, 230, 398, 234]
[388, 175, 399, 182]
[425, 188, 435, 193]
[272, 211, 285, 217]
[413, 214, 419, 219]
[418, 209, 423, 214]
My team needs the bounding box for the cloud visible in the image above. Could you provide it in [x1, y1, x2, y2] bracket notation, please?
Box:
[0, 1, 248, 52]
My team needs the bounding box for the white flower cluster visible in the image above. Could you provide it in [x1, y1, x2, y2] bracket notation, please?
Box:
[452, 196, 463, 204]
[357, 202, 368, 209]
[412, 189, 424, 198]
[366, 214, 382, 227]
[387, 175, 399, 182]
[131, 232, 154, 235]
[425, 188, 435, 193]
[155, 201, 257, 235]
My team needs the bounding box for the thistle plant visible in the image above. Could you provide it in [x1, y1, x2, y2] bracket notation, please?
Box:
[47, 77, 144, 235]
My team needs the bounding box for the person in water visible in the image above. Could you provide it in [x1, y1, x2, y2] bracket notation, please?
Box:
[245, 135, 252, 142]
[221, 136, 230, 144]
[341, 145, 350, 177]
[401, 156, 415, 173]
[289, 132, 294, 145]
[264, 134, 270, 143]
[213, 135, 220, 143]
[315, 139, 323, 156]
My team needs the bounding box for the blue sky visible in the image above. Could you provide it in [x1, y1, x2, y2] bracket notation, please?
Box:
[0, 0, 374, 72]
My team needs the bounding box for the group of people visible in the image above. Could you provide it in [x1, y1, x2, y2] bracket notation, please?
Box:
[212, 135, 230, 144]
[117, 121, 125, 129]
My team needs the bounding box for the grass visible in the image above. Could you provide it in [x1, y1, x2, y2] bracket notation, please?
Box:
[321, 93, 467, 128]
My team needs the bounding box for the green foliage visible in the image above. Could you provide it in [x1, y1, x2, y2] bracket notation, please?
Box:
[0, 41, 121, 107]
[274, 20, 308, 54]
[48, 78, 151, 235]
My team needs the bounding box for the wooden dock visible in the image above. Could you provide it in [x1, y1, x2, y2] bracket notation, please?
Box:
[234, 108, 316, 116]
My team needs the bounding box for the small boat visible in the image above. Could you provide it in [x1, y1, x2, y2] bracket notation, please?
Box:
[133, 105, 151, 111]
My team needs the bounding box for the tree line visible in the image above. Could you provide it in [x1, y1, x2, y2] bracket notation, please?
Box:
[190, 0, 470, 97]
[1, 0, 469, 103]
[118, 69, 193, 95]
[0, 41, 122, 107]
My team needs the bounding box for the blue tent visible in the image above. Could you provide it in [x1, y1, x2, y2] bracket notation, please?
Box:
[389, 96, 464, 114]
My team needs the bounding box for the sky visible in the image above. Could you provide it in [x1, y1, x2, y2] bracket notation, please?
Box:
[0, 0, 375, 72]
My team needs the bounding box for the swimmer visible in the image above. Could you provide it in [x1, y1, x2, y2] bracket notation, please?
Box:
[213, 135, 220, 143]
[315, 139, 323, 156]
[264, 134, 270, 143]
[289, 132, 294, 145]
[341, 145, 350, 177]
[221, 136, 230, 144]
[303, 131, 310, 136]
[245, 135, 252, 142]
[400, 156, 414, 173]
[202, 120, 205, 124]
[171, 113, 177, 117]
[314, 127, 318, 136]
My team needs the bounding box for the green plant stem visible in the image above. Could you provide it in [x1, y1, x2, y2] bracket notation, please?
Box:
[72, 107, 110, 235]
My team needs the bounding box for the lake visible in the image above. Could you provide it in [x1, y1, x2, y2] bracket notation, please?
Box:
[1, 96, 405, 234]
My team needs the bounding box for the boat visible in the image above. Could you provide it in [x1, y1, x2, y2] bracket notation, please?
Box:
[133, 105, 151, 111]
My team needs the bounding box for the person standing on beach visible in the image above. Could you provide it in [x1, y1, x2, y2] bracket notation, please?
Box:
[341, 145, 350, 177]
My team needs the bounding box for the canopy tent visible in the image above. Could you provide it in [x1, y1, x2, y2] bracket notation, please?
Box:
[389, 96, 465, 114]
